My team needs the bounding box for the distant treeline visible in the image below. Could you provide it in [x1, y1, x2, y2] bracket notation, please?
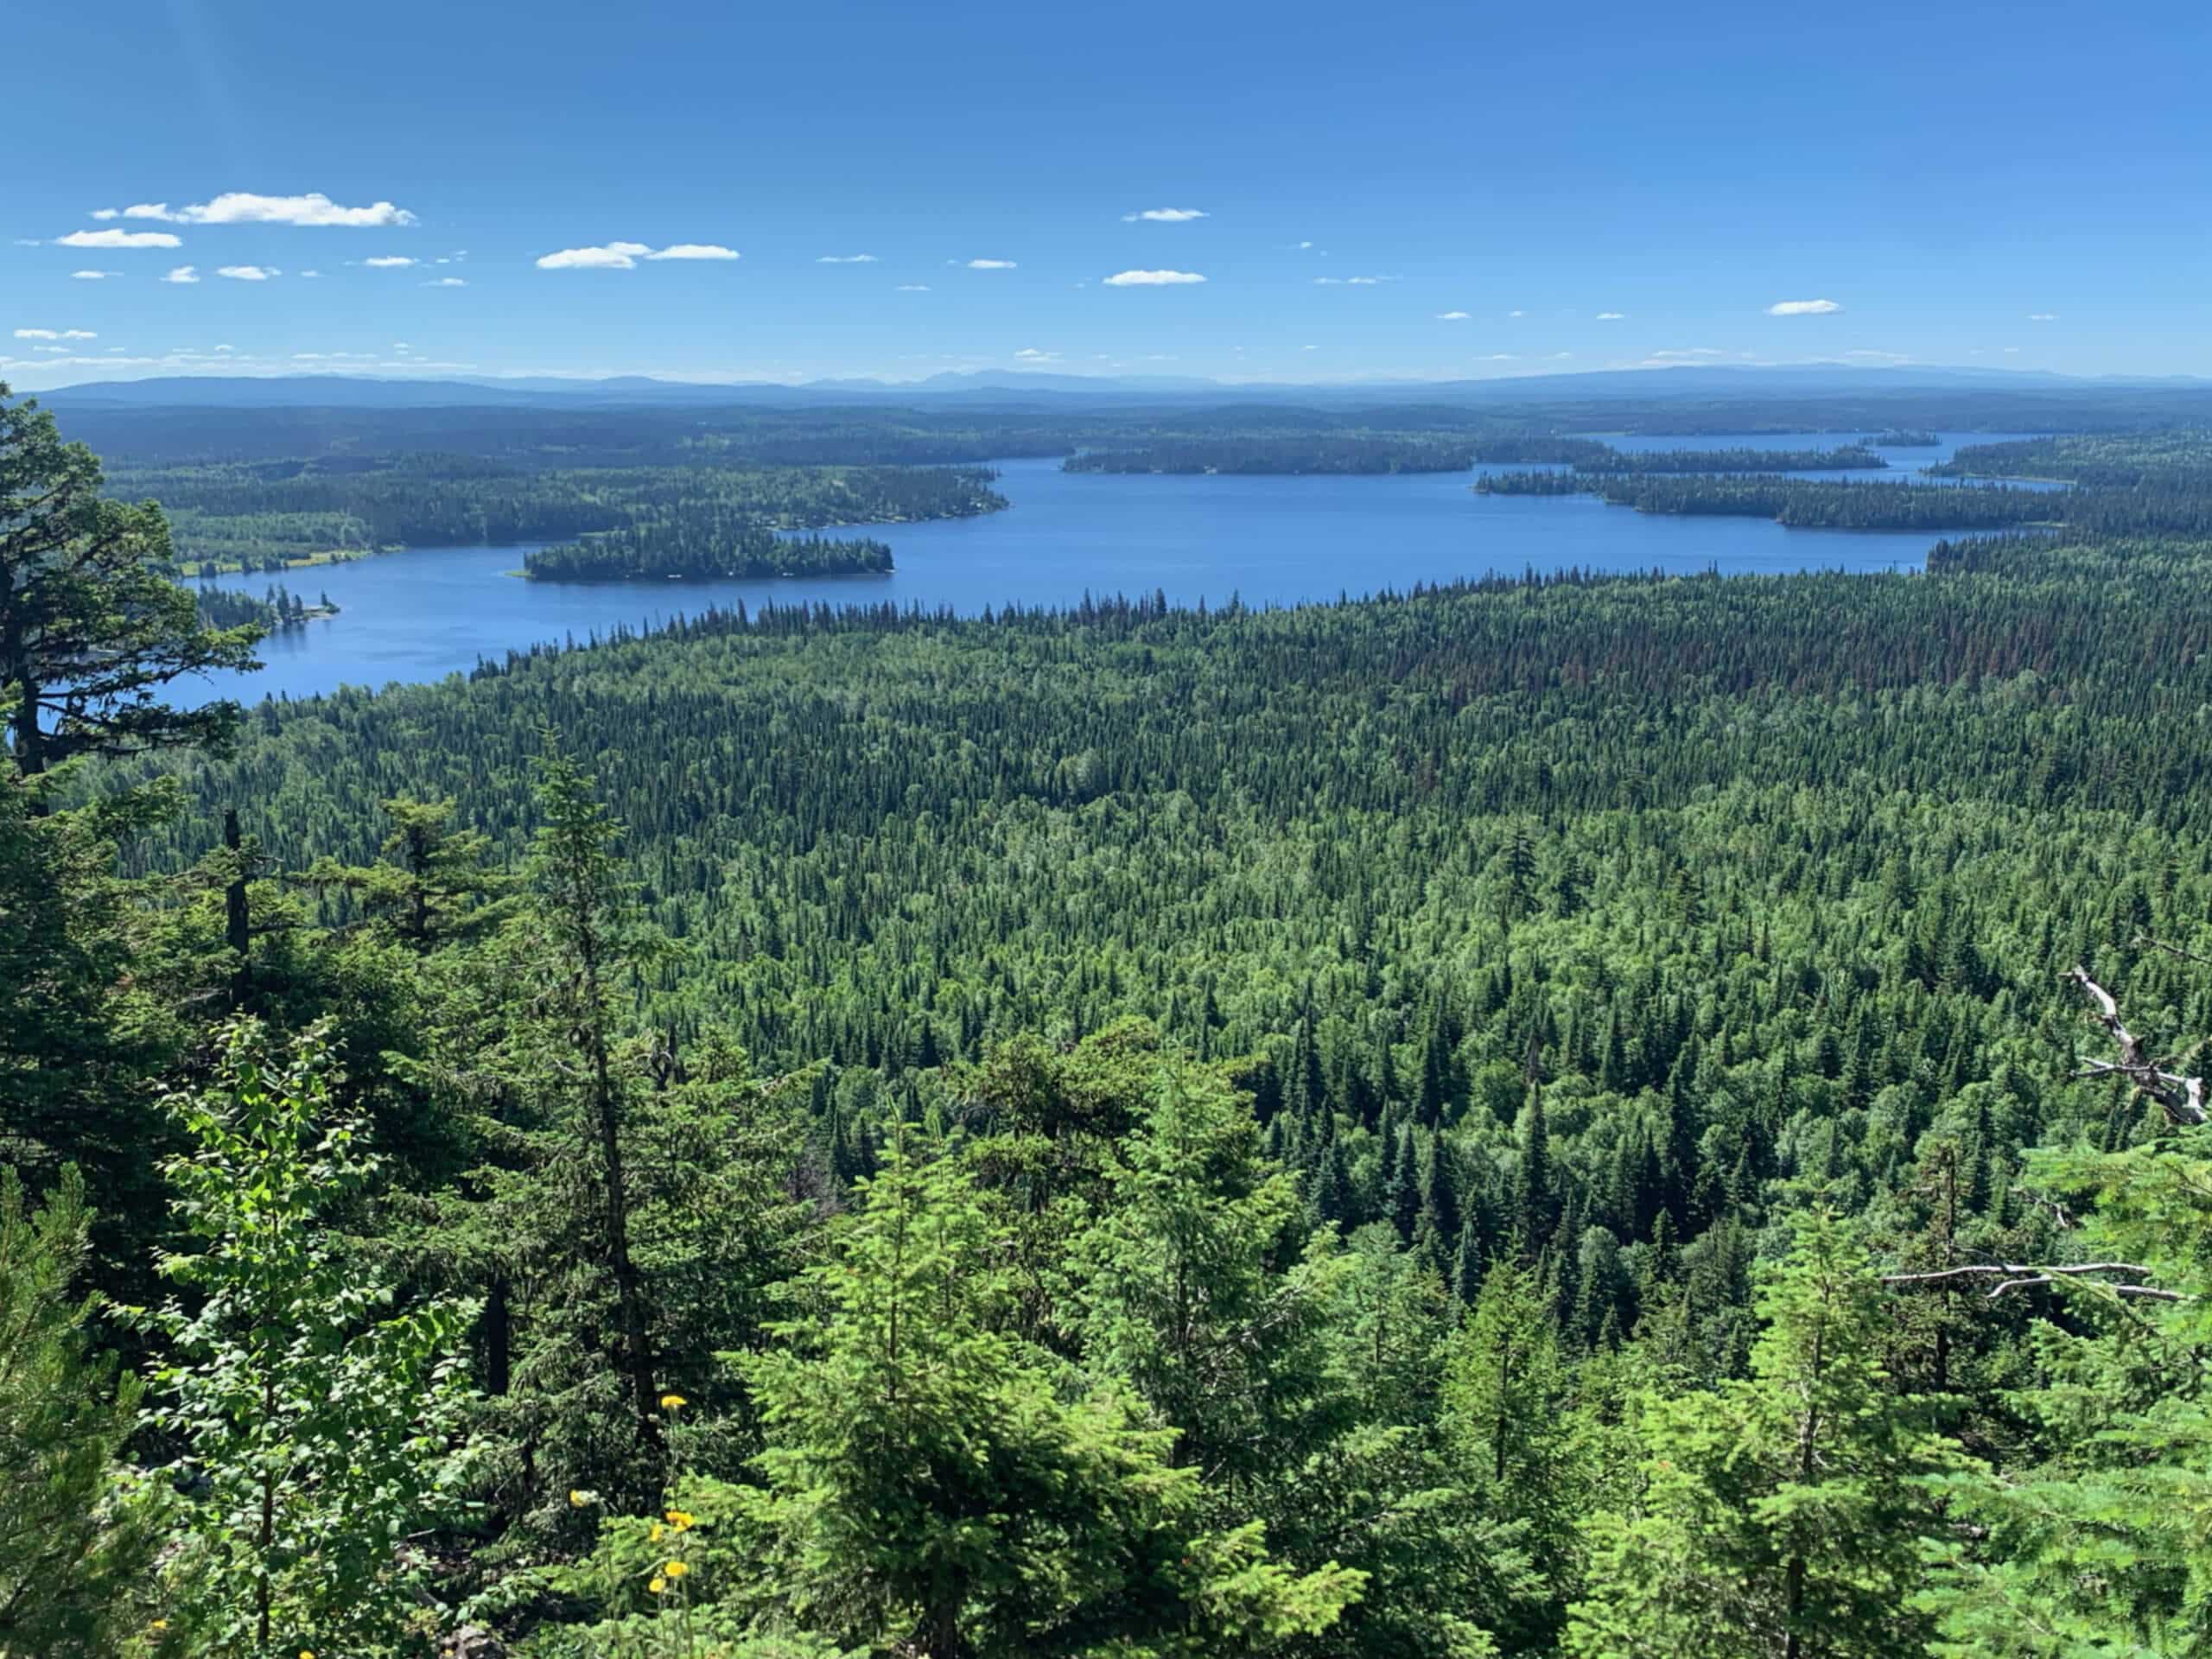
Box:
[117, 457, 1007, 564]
[1065, 435, 1483, 474]
[1867, 429, 1942, 447]
[1066, 435, 1891, 476]
[524, 524, 893, 582]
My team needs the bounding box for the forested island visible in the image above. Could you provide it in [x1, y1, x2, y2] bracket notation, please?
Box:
[1867, 429, 1942, 447]
[524, 524, 894, 582]
[16, 367, 2212, 1656]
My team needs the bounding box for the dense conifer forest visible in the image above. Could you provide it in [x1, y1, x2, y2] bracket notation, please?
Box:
[12, 378, 2212, 1656]
[523, 527, 894, 582]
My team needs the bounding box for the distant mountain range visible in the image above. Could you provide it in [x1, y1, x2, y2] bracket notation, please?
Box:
[38, 362, 2212, 411]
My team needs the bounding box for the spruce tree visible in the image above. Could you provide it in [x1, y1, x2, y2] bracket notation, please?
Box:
[0, 1166, 165, 1657]
[0, 384, 261, 781]
[1566, 1216, 1955, 1659]
[737, 1139, 1362, 1658]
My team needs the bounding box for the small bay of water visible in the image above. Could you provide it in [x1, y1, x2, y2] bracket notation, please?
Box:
[196, 432, 2037, 705]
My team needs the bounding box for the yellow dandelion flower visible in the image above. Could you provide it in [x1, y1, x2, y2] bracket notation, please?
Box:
[649, 1576, 667, 1595]
[659, 1392, 687, 1410]
[149, 1620, 169, 1632]
[650, 1522, 664, 1542]
[663, 1560, 690, 1579]
[665, 1509, 695, 1530]
[569, 1488, 597, 1508]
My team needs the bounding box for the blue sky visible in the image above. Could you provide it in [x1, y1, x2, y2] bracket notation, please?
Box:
[6, 0, 2209, 388]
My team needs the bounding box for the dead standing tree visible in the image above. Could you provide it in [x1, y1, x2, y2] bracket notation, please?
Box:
[2066, 961, 2208, 1128]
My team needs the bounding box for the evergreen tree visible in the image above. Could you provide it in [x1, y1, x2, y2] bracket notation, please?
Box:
[1566, 1216, 1955, 1659]
[0, 1166, 165, 1657]
[1443, 1255, 1583, 1650]
[0, 384, 261, 781]
[1512, 1089, 1556, 1257]
[735, 1139, 1363, 1657]
[518, 741, 669, 1485]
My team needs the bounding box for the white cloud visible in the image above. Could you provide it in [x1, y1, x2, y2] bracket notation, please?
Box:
[966, 258, 1017, 270]
[393, 341, 412, 350]
[1121, 207, 1208, 222]
[1103, 269, 1206, 286]
[300, 270, 321, 278]
[1301, 343, 1319, 350]
[817, 253, 878, 263]
[1475, 353, 1518, 361]
[1435, 310, 1471, 321]
[537, 241, 736, 269]
[162, 266, 200, 284]
[1315, 275, 1389, 286]
[57, 229, 182, 249]
[70, 270, 120, 280]
[1766, 298, 1842, 316]
[13, 329, 59, 340]
[1841, 349, 1912, 362]
[364, 255, 416, 268]
[1295, 240, 1314, 250]
[1014, 346, 1058, 360]
[537, 242, 652, 270]
[2029, 312, 2057, 321]
[1508, 309, 1526, 317]
[112, 192, 415, 227]
[217, 265, 278, 281]
[1595, 311, 1624, 321]
[90, 208, 120, 221]
[895, 283, 931, 291]
[423, 276, 467, 287]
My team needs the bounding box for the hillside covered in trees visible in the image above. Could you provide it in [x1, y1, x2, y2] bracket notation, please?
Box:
[11, 377, 2212, 1657]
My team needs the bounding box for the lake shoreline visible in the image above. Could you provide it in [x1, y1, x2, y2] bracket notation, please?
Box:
[188, 433, 2033, 707]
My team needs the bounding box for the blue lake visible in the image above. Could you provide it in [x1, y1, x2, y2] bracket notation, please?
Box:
[198, 431, 2040, 705]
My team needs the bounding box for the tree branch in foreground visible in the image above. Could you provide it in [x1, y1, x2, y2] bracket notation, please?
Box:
[1881, 1262, 2185, 1302]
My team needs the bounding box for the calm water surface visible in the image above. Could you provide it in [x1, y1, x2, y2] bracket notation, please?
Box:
[199, 431, 2038, 705]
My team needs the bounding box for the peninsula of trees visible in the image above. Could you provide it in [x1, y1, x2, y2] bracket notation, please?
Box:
[111, 456, 1008, 568]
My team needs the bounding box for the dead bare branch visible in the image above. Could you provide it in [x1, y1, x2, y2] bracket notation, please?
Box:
[1883, 1262, 2187, 1303]
[2069, 966, 2209, 1127]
